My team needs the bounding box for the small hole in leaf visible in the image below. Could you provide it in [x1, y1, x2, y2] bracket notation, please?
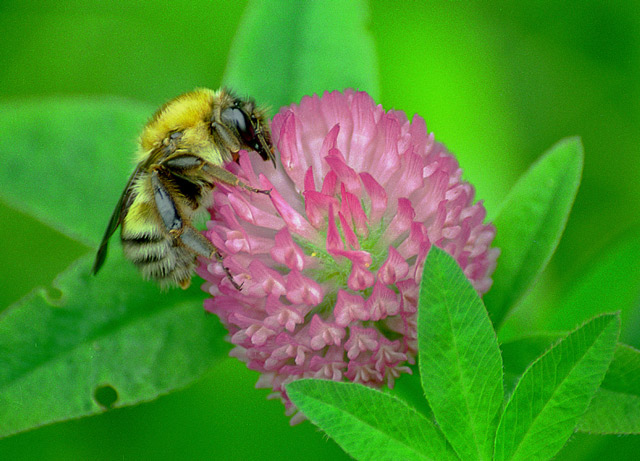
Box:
[43, 286, 64, 306]
[94, 384, 118, 409]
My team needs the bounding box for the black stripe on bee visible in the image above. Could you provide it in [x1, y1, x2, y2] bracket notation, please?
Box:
[130, 251, 165, 265]
[122, 235, 165, 245]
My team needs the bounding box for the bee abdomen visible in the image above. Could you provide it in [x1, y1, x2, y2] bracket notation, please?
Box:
[122, 234, 196, 288]
[122, 234, 168, 262]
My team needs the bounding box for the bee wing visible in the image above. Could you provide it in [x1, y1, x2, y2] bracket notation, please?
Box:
[91, 164, 143, 275]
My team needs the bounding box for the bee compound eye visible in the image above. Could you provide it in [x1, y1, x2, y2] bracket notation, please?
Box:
[221, 107, 247, 133]
[221, 107, 255, 143]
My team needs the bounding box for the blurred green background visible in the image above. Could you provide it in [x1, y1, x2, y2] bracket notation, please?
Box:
[1, 0, 639, 459]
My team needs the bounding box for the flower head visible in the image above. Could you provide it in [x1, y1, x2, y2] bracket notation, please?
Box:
[197, 90, 499, 422]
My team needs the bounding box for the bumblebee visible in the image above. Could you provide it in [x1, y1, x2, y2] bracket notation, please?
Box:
[92, 88, 275, 289]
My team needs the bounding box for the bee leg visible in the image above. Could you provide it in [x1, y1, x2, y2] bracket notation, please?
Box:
[201, 162, 271, 196]
[180, 226, 243, 291]
[161, 154, 270, 196]
[151, 169, 183, 232]
[151, 170, 242, 290]
[162, 154, 203, 170]
[212, 121, 242, 153]
[214, 250, 244, 291]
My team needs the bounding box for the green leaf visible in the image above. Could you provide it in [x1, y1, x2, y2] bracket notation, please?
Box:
[0, 97, 152, 246]
[0, 251, 226, 439]
[494, 314, 620, 461]
[501, 332, 565, 392]
[484, 137, 584, 327]
[503, 336, 640, 435]
[577, 344, 640, 434]
[418, 246, 503, 461]
[390, 364, 434, 421]
[544, 228, 640, 345]
[504, 339, 640, 399]
[223, 0, 379, 111]
[286, 379, 454, 461]
[601, 344, 640, 396]
[577, 389, 640, 435]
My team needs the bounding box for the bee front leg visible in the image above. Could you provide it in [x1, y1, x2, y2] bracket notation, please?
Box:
[151, 170, 243, 290]
[161, 154, 270, 196]
[201, 162, 271, 196]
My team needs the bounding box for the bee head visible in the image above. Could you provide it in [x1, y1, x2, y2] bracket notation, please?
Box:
[220, 97, 276, 168]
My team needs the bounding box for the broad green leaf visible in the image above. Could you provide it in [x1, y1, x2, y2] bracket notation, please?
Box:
[577, 389, 640, 434]
[389, 364, 434, 420]
[544, 229, 640, 345]
[0, 97, 152, 246]
[601, 344, 640, 396]
[286, 379, 454, 461]
[577, 344, 640, 434]
[485, 137, 584, 327]
[418, 246, 503, 461]
[223, 0, 379, 111]
[500, 332, 565, 392]
[503, 336, 640, 435]
[504, 339, 640, 398]
[503, 337, 640, 392]
[0, 251, 226, 439]
[494, 314, 620, 461]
